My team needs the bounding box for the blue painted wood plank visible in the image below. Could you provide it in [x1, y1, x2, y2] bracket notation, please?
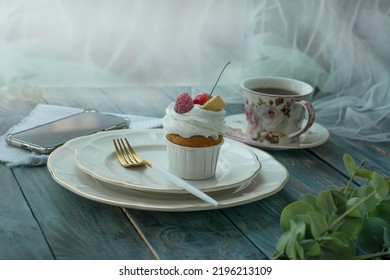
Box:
[125, 208, 267, 260]
[0, 165, 53, 259]
[13, 166, 156, 259]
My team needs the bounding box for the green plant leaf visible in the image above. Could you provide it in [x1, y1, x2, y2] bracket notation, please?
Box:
[351, 184, 365, 198]
[343, 153, 356, 175]
[308, 212, 328, 239]
[317, 190, 347, 214]
[319, 232, 356, 259]
[280, 201, 314, 231]
[371, 171, 389, 200]
[358, 217, 390, 253]
[355, 168, 373, 180]
[386, 178, 390, 199]
[352, 185, 378, 213]
[337, 216, 362, 239]
[384, 227, 390, 249]
[299, 194, 320, 211]
[346, 197, 365, 218]
[301, 240, 322, 259]
[339, 185, 355, 198]
[276, 220, 306, 259]
[369, 200, 390, 223]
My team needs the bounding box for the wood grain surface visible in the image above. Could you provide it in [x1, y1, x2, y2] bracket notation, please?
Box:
[0, 86, 388, 259]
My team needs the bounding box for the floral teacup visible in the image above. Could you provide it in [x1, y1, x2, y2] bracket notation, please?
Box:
[241, 77, 315, 144]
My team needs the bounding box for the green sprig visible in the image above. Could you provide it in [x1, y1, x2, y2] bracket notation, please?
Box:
[273, 153, 390, 260]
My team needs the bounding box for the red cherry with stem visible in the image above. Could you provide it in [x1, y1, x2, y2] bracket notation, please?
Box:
[193, 92, 210, 105]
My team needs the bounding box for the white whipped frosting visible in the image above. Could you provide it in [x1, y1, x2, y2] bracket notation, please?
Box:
[163, 102, 226, 140]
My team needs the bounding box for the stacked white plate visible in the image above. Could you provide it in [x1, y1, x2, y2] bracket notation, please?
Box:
[47, 129, 288, 212]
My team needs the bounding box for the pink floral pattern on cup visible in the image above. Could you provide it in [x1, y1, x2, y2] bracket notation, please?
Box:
[241, 77, 315, 145]
[246, 97, 299, 143]
[244, 103, 259, 136]
[245, 97, 295, 143]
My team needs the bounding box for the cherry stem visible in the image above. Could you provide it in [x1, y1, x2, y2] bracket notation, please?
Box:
[209, 62, 231, 97]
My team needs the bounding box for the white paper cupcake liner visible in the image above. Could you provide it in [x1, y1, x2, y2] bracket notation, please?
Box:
[164, 136, 223, 180]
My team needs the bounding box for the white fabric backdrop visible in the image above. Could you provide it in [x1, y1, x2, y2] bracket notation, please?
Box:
[0, 0, 389, 142]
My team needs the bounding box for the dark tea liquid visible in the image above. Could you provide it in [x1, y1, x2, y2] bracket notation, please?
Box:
[251, 87, 298, 96]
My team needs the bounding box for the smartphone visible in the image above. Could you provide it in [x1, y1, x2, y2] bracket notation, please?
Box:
[6, 110, 129, 154]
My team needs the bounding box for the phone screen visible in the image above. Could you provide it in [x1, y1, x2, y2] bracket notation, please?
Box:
[6, 111, 129, 154]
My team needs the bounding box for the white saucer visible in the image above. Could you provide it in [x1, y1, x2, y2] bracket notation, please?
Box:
[75, 130, 261, 194]
[225, 114, 330, 150]
[47, 129, 288, 212]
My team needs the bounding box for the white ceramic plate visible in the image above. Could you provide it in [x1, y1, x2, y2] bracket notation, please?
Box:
[225, 114, 330, 150]
[47, 129, 288, 212]
[74, 130, 261, 194]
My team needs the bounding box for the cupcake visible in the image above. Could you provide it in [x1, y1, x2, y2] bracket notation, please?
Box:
[163, 93, 227, 180]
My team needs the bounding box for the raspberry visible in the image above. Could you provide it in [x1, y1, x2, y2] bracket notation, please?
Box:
[174, 92, 194, 113]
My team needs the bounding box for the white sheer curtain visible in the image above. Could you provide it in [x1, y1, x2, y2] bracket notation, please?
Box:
[0, 0, 389, 142]
[244, 0, 390, 142]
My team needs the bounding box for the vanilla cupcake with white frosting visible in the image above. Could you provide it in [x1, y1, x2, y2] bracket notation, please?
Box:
[163, 93, 227, 180]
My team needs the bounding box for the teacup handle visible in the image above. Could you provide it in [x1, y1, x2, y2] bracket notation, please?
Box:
[289, 100, 315, 138]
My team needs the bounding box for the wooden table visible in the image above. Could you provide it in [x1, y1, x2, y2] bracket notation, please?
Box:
[1, 87, 389, 260]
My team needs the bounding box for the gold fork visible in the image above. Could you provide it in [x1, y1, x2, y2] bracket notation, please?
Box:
[113, 138, 219, 207]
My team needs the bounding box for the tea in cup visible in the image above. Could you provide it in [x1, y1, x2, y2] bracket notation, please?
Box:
[241, 77, 315, 144]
